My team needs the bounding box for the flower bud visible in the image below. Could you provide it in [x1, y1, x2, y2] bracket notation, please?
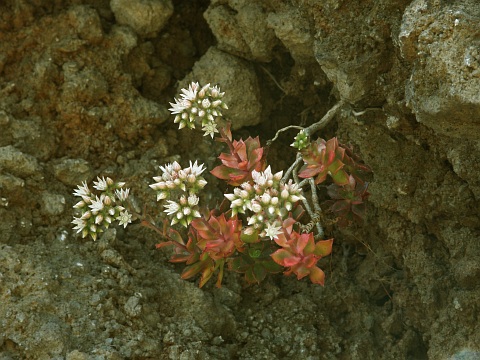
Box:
[231, 198, 243, 208]
[187, 174, 196, 183]
[261, 193, 271, 204]
[74, 200, 86, 209]
[202, 99, 211, 109]
[212, 100, 222, 107]
[187, 194, 199, 206]
[251, 202, 262, 213]
[199, 83, 210, 98]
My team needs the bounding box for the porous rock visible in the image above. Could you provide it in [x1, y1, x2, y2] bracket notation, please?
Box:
[110, 0, 173, 38]
[185, 47, 262, 130]
[400, 0, 480, 139]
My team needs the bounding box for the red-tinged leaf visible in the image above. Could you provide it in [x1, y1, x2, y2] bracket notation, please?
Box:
[210, 165, 235, 180]
[303, 254, 318, 269]
[314, 239, 334, 257]
[314, 172, 328, 185]
[282, 255, 301, 267]
[199, 265, 215, 288]
[215, 259, 226, 288]
[335, 146, 346, 161]
[309, 266, 326, 286]
[292, 204, 305, 221]
[352, 203, 366, 219]
[156, 241, 174, 249]
[271, 248, 292, 266]
[331, 200, 351, 215]
[293, 263, 310, 280]
[167, 228, 185, 245]
[170, 254, 191, 263]
[293, 233, 310, 254]
[224, 122, 232, 141]
[298, 165, 323, 179]
[325, 137, 338, 153]
[191, 217, 211, 233]
[218, 152, 239, 168]
[303, 235, 316, 254]
[252, 149, 265, 171]
[181, 261, 207, 280]
[283, 217, 297, 233]
[233, 140, 247, 161]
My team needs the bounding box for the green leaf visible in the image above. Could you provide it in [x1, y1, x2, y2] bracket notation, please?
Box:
[252, 263, 267, 283]
[261, 259, 283, 273]
[241, 229, 260, 244]
[330, 168, 349, 186]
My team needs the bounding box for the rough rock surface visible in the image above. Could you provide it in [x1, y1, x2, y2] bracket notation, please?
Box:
[0, 0, 478, 359]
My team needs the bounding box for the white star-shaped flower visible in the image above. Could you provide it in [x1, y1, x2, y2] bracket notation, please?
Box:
[163, 200, 181, 216]
[93, 176, 111, 191]
[73, 181, 91, 199]
[202, 121, 218, 138]
[72, 217, 86, 233]
[116, 210, 132, 228]
[264, 222, 283, 240]
[115, 188, 130, 202]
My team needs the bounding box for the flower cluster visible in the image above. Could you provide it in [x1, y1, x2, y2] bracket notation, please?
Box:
[149, 161, 207, 227]
[291, 129, 309, 150]
[168, 82, 228, 138]
[225, 166, 305, 240]
[72, 177, 132, 241]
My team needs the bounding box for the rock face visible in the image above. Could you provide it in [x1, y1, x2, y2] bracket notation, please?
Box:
[400, 0, 480, 139]
[0, 1, 478, 359]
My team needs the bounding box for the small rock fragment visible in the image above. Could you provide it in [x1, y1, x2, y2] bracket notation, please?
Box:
[110, 0, 174, 38]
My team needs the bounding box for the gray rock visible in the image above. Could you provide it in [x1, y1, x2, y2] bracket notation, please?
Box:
[0, 145, 40, 177]
[186, 47, 262, 130]
[400, 0, 480, 138]
[204, 1, 277, 62]
[267, 6, 314, 64]
[52, 158, 93, 186]
[110, 0, 174, 38]
[66, 5, 104, 44]
[40, 191, 66, 216]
